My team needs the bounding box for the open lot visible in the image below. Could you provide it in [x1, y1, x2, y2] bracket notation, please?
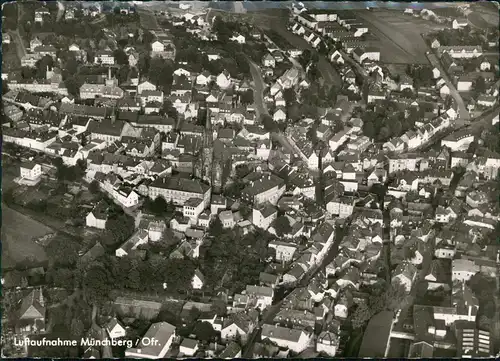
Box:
[358, 9, 446, 64]
[2, 204, 51, 269]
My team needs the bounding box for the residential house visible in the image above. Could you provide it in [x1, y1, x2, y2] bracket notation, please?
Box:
[125, 322, 176, 359]
[261, 324, 312, 354]
[17, 288, 46, 335]
[86, 201, 108, 229]
[106, 318, 127, 340]
[192, 269, 205, 289]
[252, 203, 277, 231]
[220, 310, 258, 343]
[392, 262, 417, 292]
[452, 259, 479, 282]
[179, 339, 198, 357]
[246, 285, 274, 310]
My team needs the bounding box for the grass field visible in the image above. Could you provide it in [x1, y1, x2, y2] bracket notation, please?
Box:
[357, 9, 446, 64]
[1, 164, 51, 269]
[2, 204, 51, 269]
[358, 311, 393, 357]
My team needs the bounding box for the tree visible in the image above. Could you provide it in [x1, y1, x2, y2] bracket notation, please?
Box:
[46, 268, 75, 289]
[65, 56, 78, 76]
[127, 260, 142, 290]
[193, 321, 217, 342]
[45, 235, 81, 267]
[102, 210, 135, 248]
[473, 76, 486, 94]
[274, 216, 292, 237]
[283, 88, 295, 105]
[142, 30, 155, 49]
[64, 77, 82, 98]
[240, 89, 254, 105]
[138, 53, 151, 75]
[113, 48, 128, 66]
[36, 55, 55, 78]
[70, 318, 85, 338]
[83, 263, 112, 305]
[147, 196, 168, 216]
[235, 164, 251, 179]
[261, 114, 278, 132]
[117, 65, 130, 84]
[363, 121, 375, 139]
[351, 303, 373, 329]
[89, 180, 100, 194]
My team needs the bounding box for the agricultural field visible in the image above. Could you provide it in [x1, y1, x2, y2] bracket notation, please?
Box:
[467, 10, 499, 30]
[357, 9, 447, 64]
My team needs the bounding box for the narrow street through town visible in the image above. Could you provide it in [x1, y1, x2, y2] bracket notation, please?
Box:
[247, 56, 297, 155]
[247, 58, 269, 119]
[426, 52, 470, 123]
[243, 225, 347, 357]
[268, 22, 343, 91]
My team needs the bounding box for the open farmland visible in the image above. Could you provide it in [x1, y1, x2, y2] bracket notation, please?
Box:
[357, 9, 447, 64]
[467, 7, 499, 30]
[2, 204, 51, 269]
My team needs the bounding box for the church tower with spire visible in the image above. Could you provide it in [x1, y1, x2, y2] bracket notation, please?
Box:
[195, 107, 214, 185]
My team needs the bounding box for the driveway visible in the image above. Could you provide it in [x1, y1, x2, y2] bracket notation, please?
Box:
[426, 52, 470, 122]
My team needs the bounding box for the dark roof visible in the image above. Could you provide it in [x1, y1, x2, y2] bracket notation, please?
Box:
[91, 119, 125, 137]
[150, 177, 210, 194]
[19, 289, 45, 320]
[136, 115, 176, 126]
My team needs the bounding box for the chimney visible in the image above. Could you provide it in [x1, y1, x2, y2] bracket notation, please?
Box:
[108, 67, 112, 80]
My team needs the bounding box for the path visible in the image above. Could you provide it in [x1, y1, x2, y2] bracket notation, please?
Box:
[426, 52, 469, 123]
